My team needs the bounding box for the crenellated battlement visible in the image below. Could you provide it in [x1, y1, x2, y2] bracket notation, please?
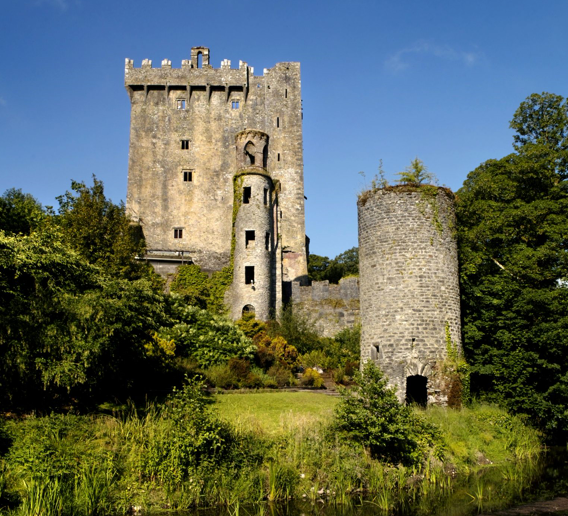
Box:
[124, 46, 296, 90]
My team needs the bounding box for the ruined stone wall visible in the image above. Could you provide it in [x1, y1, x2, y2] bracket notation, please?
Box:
[124, 49, 307, 281]
[357, 186, 461, 404]
[292, 277, 360, 337]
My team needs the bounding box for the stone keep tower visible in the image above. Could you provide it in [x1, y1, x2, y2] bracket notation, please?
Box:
[357, 186, 461, 405]
[124, 47, 308, 307]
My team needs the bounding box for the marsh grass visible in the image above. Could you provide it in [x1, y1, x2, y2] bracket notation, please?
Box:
[0, 394, 545, 515]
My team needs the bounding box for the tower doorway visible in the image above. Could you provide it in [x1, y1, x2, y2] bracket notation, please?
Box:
[405, 375, 427, 407]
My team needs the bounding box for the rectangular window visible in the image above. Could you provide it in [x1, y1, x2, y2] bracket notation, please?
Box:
[177, 99, 186, 109]
[181, 140, 189, 150]
[245, 230, 255, 248]
[232, 100, 240, 109]
[285, 89, 287, 98]
[276, 117, 280, 128]
[263, 188, 268, 206]
[265, 232, 270, 251]
[245, 266, 255, 285]
[174, 228, 183, 239]
[243, 186, 251, 204]
[183, 170, 193, 182]
[277, 153, 280, 162]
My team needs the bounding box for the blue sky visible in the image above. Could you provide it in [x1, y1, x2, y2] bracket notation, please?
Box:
[1, 0, 568, 258]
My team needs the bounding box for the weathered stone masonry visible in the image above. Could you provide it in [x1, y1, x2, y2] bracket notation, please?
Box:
[358, 186, 462, 404]
[124, 47, 309, 319]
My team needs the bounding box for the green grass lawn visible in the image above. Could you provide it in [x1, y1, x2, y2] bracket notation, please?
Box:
[213, 390, 339, 436]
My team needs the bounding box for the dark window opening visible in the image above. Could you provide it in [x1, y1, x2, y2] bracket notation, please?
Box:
[243, 186, 251, 204]
[371, 344, 379, 361]
[276, 117, 280, 128]
[245, 230, 255, 248]
[242, 304, 255, 315]
[285, 89, 288, 98]
[232, 100, 240, 109]
[174, 228, 183, 239]
[183, 170, 193, 182]
[181, 140, 189, 150]
[265, 232, 270, 251]
[277, 153, 281, 162]
[177, 99, 186, 109]
[263, 188, 268, 206]
[245, 266, 255, 285]
[245, 141, 255, 165]
[406, 375, 428, 407]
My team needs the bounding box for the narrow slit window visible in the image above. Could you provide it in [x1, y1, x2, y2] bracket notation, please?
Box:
[177, 99, 186, 109]
[276, 117, 280, 128]
[183, 170, 193, 182]
[245, 266, 255, 285]
[277, 153, 280, 162]
[265, 232, 270, 251]
[263, 188, 268, 206]
[181, 140, 189, 150]
[174, 228, 183, 239]
[243, 186, 251, 204]
[232, 100, 240, 109]
[285, 89, 287, 98]
[245, 230, 255, 248]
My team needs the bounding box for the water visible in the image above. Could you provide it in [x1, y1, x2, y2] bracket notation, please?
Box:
[182, 449, 568, 516]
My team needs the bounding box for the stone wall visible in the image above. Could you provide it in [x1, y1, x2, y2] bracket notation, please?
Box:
[357, 186, 461, 405]
[291, 277, 360, 337]
[124, 48, 308, 283]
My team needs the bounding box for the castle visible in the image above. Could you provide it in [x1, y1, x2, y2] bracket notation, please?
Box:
[124, 47, 461, 405]
[124, 47, 308, 319]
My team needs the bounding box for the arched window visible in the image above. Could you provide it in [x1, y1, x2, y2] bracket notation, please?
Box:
[245, 141, 256, 166]
[242, 304, 255, 316]
[197, 52, 202, 68]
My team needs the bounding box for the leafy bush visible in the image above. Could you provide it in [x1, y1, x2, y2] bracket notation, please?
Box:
[253, 332, 298, 368]
[235, 312, 266, 339]
[334, 361, 442, 466]
[267, 363, 297, 388]
[300, 368, 324, 388]
[159, 302, 255, 367]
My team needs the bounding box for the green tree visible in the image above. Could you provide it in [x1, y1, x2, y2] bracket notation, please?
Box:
[0, 188, 47, 235]
[56, 176, 152, 281]
[307, 254, 332, 282]
[457, 92, 568, 441]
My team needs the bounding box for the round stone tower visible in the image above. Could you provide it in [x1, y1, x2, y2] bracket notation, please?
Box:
[357, 185, 461, 405]
[231, 130, 275, 321]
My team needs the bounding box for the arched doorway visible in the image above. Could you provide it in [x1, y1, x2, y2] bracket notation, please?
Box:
[242, 304, 255, 317]
[405, 375, 427, 407]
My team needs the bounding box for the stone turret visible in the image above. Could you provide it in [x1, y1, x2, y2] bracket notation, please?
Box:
[231, 130, 277, 321]
[357, 185, 461, 405]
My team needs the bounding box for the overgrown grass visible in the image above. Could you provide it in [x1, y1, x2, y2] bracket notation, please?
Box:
[0, 391, 544, 516]
[214, 391, 338, 436]
[420, 403, 542, 471]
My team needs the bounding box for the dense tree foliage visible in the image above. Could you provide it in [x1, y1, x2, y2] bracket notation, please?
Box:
[56, 176, 153, 281]
[457, 93, 568, 441]
[308, 246, 359, 283]
[0, 179, 253, 410]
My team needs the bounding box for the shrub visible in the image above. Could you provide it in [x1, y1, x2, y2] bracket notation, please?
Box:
[334, 361, 442, 466]
[235, 312, 266, 339]
[300, 368, 324, 388]
[267, 363, 296, 387]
